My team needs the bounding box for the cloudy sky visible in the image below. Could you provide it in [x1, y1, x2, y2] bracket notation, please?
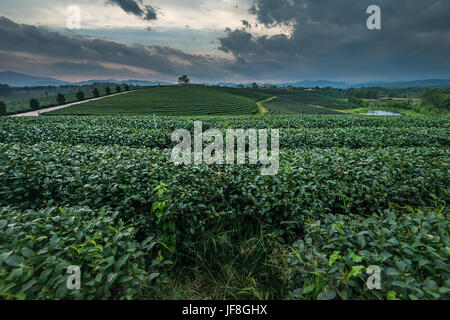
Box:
[0, 0, 449, 83]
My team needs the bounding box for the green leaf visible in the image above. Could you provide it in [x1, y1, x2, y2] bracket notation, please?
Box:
[55, 284, 69, 299]
[106, 256, 115, 265]
[21, 247, 34, 259]
[49, 236, 60, 249]
[10, 267, 24, 279]
[328, 251, 341, 266]
[317, 287, 337, 300]
[349, 252, 363, 263]
[387, 291, 400, 300]
[386, 267, 401, 276]
[148, 273, 159, 283]
[115, 254, 129, 270]
[302, 283, 315, 295]
[5, 255, 23, 267]
[348, 265, 365, 278]
[39, 269, 53, 283]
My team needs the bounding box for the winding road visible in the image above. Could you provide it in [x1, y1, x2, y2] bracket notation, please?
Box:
[11, 90, 135, 117]
[257, 96, 276, 115]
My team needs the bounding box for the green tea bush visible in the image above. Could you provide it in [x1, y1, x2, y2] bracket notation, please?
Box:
[0, 114, 448, 300]
[0, 206, 161, 300]
[0, 101, 6, 116]
[0, 142, 447, 249]
[1, 114, 448, 131]
[283, 207, 449, 300]
[0, 122, 448, 149]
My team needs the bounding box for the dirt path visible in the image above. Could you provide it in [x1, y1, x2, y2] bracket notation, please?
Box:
[257, 96, 276, 115]
[10, 90, 135, 117]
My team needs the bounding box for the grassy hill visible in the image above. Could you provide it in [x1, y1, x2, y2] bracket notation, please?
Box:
[219, 87, 347, 114]
[45, 86, 259, 116]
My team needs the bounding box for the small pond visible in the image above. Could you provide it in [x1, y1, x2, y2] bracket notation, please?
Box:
[366, 110, 404, 116]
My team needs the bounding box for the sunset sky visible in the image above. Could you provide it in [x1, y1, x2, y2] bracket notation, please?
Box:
[0, 0, 449, 83]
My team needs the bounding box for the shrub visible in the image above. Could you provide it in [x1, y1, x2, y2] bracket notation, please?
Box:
[0, 206, 161, 300]
[57, 93, 66, 105]
[92, 88, 100, 98]
[284, 207, 450, 300]
[116, 85, 122, 93]
[124, 85, 130, 92]
[348, 96, 364, 106]
[0, 101, 6, 116]
[105, 87, 111, 95]
[76, 91, 85, 101]
[30, 99, 40, 110]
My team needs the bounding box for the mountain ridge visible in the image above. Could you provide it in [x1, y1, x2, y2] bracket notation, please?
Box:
[1, 71, 449, 89]
[0, 71, 172, 87]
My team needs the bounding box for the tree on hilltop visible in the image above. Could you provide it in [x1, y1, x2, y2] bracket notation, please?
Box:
[178, 75, 190, 86]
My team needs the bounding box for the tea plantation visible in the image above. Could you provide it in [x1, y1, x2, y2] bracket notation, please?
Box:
[0, 114, 448, 300]
[44, 86, 259, 116]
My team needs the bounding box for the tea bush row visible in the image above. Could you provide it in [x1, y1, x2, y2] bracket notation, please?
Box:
[283, 207, 449, 300]
[2, 115, 449, 130]
[0, 206, 161, 300]
[0, 142, 447, 246]
[1, 124, 448, 149]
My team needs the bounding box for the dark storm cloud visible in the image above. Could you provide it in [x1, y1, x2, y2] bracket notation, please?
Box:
[219, 0, 450, 80]
[0, 16, 228, 80]
[49, 61, 139, 78]
[241, 20, 251, 29]
[1, 0, 449, 82]
[107, 0, 157, 21]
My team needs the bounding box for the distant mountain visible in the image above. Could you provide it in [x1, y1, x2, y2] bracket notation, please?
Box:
[281, 79, 450, 89]
[352, 79, 450, 89]
[1, 71, 448, 89]
[282, 80, 350, 89]
[74, 79, 173, 86]
[0, 71, 173, 87]
[0, 71, 67, 87]
[215, 82, 244, 88]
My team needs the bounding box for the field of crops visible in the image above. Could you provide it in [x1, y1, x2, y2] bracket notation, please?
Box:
[223, 87, 349, 115]
[45, 86, 259, 116]
[0, 114, 448, 300]
[265, 96, 341, 114]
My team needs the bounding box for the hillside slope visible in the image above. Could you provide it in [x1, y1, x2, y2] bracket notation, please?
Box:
[46, 86, 259, 116]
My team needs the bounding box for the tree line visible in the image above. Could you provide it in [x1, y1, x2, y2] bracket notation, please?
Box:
[0, 84, 131, 115]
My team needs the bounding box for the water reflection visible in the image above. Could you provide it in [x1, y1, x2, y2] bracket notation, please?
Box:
[367, 110, 404, 116]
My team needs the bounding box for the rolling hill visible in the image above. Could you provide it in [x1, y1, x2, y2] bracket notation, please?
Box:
[45, 86, 259, 116]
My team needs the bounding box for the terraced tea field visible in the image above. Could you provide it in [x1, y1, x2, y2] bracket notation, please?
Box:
[264, 96, 341, 114]
[45, 86, 259, 116]
[0, 107, 449, 300]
